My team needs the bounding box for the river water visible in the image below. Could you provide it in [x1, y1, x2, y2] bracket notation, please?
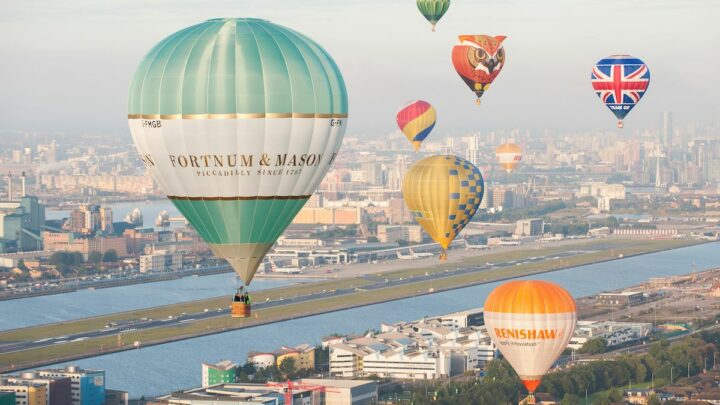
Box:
[0, 276, 310, 330]
[13, 242, 720, 398]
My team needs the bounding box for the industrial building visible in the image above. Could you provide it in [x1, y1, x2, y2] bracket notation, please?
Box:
[376, 225, 423, 243]
[329, 308, 496, 379]
[300, 379, 377, 405]
[152, 383, 318, 405]
[0, 196, 45, 253]
[596, 291, 645, 307]
[247, 344, 316, 371]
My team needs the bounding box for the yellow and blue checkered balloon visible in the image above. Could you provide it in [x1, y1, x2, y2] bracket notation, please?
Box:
[402, 155, 484, 260]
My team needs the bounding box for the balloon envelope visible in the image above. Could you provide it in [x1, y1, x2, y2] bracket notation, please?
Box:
[416, 0, 450, 31]
[452, 35, 507, 104]
[484, 280, 577, 394]
[402, 155, 484, 258]
[591, 55, 650, 128]
[128, 18, 348, 286]
[495, 143, 522, 173]
[397, 100, 436, 152]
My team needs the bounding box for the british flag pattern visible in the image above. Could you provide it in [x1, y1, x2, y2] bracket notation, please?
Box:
[591, 55, 650, 124]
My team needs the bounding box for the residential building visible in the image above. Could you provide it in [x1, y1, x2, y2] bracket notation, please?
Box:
[5, 372, 71, 405]
[0, 380, 46, 405]
[37, 366, 105, 405]
[139, 250, 182, 273]
[201, 361, 236, 387]
[0, 392, 15, 405]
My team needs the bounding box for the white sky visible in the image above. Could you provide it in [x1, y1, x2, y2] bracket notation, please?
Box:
[0, 0, 718, 137]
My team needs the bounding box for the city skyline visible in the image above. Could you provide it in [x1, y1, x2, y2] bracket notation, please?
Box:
[1, 0, 718, 137]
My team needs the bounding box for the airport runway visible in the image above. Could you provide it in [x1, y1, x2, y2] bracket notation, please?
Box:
[0, 250, 585, 354]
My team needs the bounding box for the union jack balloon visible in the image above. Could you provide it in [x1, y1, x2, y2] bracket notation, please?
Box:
[591, 55, 650, 128]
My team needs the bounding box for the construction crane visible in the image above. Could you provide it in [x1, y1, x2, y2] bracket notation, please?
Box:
[265, 380, 338, 404]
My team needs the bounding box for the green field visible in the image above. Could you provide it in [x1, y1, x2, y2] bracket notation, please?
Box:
[0, 238, 701, 371]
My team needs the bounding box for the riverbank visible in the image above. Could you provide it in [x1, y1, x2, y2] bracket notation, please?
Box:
[0, 264, 234, 302]
[0, 238, 706, 372]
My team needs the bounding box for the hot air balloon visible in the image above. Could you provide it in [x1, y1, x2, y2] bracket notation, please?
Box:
[128, 18, 348, 317]
[416, 0, 450, 32]
[484, 280, 577, 403]
[591, 55, 650, 128]
[397, 100, 437, 152]
[452, 35, 507, 105]
[402, 155, 484, 261]
[495, 143, 522, 173]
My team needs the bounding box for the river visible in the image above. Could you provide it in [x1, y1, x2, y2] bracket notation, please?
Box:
[0, 276, 312, 330]
[21, 242, 720, 398]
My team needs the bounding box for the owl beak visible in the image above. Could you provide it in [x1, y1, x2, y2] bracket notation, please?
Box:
[484, 58, 498, 74]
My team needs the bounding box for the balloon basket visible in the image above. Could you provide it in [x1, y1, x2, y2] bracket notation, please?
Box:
[431, 24, 436, 32]
[617, 120, 624, 129]
[231, 302, 251, 318]
[524, 393, 536, 405]
[439, 250, 448, 262]
[475, 98, 481, 106]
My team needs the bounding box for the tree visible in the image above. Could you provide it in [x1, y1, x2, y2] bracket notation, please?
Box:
[88, 251, 103, 264]
[578, 338, 607, 354]
[278, 357, 297, 380]
[560, 393, 581, 405]
[647, 394, 662, 405]
[17, 259, 28, 271]
[102, 249, 118, 263]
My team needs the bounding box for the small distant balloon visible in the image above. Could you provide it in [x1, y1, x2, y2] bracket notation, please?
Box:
[396, 100, 437, 152]
[452, 35, 507, 105]
[495, 143, 522, 173]
[416, 0, 450, 32]
[591, 55, 650, 128]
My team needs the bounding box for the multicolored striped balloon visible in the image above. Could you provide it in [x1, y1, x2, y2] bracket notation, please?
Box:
[396, 100, 436, 152]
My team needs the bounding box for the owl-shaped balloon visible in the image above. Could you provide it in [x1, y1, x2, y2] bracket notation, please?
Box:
[452, 35, 507, 104]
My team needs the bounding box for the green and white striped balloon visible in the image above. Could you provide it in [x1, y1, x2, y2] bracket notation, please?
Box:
[128, 18, 348, 286]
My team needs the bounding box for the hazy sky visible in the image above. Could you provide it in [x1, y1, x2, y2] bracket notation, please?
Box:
[1, 0, 718, 138]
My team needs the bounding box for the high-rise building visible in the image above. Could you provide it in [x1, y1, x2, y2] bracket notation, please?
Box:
[37, 366, 105, 405]
[362, 163, 384, 186]
[514, 219, 544, 237]
[662, 112, 672, 150]
[465, 134, 482, 166]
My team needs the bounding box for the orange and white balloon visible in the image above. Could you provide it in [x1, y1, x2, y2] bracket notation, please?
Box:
[495, 143, 522, 173]
[484, 280, 576, 397]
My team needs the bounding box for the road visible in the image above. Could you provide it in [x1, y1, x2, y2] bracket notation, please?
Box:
[0, 250, 586, 354]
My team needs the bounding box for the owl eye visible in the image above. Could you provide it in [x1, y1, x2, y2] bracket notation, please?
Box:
[475, 49, 488, 60]
[496, 48, 505, 60]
